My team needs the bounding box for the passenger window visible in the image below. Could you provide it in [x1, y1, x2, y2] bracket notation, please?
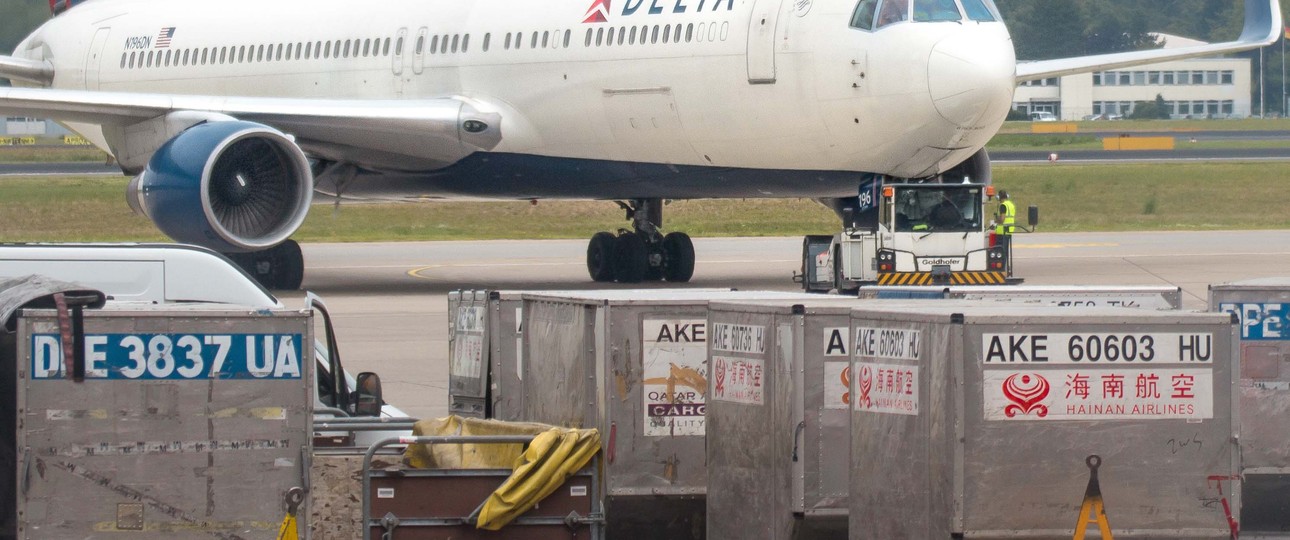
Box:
[414, 35, 424, 55]
[913, 0, 960, 22]
[129, 51, 137, 68]
[651, 25, 659, 43]
[585, 28, 592, 47]
[452, 35, 460, 53]
[484, 33, 491, 51]
[506, 33, 513, 49]
[530, 32, 538, 48]
[564, 29, 571, 48]
[183, 49, 191, 65]
[363, 39, 371, 56]
[383, 37, 391, 56]
[431, 35, 439, 54]
[165, 50, 173, 66]
[596, 28, 603, 46]
[393, 37, 402, 56]
[685, 23, 693, 42]
[607, 27, 615, 46]
[462, 34, 469, 52]
[875, 0, 908, 28]
[542, 30, 550, 48]
[120, 52, 126, 68]
[959, 0, 997, 21]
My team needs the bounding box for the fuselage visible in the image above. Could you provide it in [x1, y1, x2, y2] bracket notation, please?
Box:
[14, 0, 1017, 198]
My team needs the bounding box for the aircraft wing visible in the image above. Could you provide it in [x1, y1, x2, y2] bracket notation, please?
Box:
[1015, 0, 1281, 82]
[0, 85, 502, 171]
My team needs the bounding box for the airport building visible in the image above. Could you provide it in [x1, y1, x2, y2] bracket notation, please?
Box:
[1012, 34, 1254, 120]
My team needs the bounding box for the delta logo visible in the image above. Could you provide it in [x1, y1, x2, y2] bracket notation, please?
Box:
[582, 0, 734, 23]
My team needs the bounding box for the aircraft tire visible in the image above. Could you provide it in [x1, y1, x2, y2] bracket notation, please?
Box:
[662, 232, 695, 282]
[613, 232, 648, 283]
[587, 232, 617, 282]
[272, 239, 305, 290]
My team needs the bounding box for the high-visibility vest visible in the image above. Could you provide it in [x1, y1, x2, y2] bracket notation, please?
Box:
[996, 200, 1016, 235]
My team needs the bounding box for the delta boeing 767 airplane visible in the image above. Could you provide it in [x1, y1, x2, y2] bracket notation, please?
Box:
[0, 0, 1280, 288]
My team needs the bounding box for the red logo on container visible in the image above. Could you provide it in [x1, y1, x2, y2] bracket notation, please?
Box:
[857, 365, 873, 409]
[714, 357, 726, 395]
[1002, 373, 1049, 418]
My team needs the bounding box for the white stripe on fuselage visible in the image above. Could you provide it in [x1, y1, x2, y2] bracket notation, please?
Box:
[26, 0, 1012, 178]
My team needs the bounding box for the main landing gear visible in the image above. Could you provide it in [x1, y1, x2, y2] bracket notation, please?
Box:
[586, 198, 695, 284]
[224, 239, 306, 290]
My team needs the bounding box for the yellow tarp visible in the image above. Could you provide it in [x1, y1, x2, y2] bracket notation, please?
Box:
[476, 427, 600, 530]
[401, 416, 601, 531]
[404, 415, 555, 469]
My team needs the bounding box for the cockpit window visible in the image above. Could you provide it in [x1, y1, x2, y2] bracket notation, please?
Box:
[959, 0, 999, 21]
[850, 0, 879, 30]
[913, 0, 961, 22]
[875, 0, 908, 28]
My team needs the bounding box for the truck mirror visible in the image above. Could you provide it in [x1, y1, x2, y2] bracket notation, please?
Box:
[354, 372, 383, 417]
[1027, 205, 1040, 229]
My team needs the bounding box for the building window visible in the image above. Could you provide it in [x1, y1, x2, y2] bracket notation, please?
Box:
[1132, 71, 1145, 85]
[1191, 71, 1203, 84]
[1221, 71, 1233, 85]
[1148, 71, 1160, 85]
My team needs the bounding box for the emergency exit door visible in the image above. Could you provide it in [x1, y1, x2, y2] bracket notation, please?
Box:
[746, 0, 784, 83]
[84, 27, 111, 90]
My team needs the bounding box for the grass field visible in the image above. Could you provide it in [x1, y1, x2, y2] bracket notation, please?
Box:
[2, 161, 1288, 242]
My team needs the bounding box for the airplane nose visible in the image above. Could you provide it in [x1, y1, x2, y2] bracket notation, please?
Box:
[927, 33, 1016, 129]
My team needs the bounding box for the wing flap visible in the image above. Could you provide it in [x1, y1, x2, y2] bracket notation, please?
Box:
[1016, 0, 1281, 82]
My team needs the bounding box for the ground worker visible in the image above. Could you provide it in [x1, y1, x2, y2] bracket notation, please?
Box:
[994, 190, 1017, 265]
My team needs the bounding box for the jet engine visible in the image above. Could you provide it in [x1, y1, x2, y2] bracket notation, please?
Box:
[127, 121, 313, 253]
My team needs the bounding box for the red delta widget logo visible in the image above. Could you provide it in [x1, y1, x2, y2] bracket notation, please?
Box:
[583, 0, 734, 23]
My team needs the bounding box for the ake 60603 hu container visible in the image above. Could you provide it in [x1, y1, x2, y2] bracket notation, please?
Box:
[847, 304, 1238, 540]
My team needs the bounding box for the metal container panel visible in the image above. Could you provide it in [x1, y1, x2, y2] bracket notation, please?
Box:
[448, 290, 490, 417]
[1209, 279, 1290, 531]
[14, 307, 314, 539]
[706, 305, 794, 540]
[849, 305, 1239, 540]
[488, 291, 526, 421]
[859, 284, 1183, 310]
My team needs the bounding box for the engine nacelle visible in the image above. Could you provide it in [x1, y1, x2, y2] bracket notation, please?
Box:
[128, 121, 313, 253]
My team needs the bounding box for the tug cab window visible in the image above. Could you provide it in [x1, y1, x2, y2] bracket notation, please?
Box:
[913, 0, 961, 22]
[892, 186, 981, 233]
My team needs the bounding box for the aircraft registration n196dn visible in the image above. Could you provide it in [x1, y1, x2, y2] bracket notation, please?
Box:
[0, 0, 1280, 288]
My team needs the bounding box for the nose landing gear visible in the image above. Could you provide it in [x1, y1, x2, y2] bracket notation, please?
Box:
[586, 198, 694, 284]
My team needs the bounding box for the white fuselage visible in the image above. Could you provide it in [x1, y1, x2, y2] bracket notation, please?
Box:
[15, 0, 1017, 196]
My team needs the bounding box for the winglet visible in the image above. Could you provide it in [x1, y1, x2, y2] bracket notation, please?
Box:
[1016, 0, 1282, 83]
[0, 56, 54, 86]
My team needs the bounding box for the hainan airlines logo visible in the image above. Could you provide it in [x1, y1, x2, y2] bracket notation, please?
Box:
[583, 0, 733, 23]
[583, 0, 611, 23]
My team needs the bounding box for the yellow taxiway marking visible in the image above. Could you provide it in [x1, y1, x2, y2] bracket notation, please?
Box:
[406, 258, 797, 280]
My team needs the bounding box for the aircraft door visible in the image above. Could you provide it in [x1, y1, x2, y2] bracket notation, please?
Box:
[412, 27, 428, 75]
[84, 27, 111, 90]
[392, 27, 407, 96]
[746, 0, 785, 83]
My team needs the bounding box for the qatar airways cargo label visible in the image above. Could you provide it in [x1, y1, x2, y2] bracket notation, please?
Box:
[642, 319, 708, 436]
[30, 333, 303, 380]
[983, 369, 1213, 421]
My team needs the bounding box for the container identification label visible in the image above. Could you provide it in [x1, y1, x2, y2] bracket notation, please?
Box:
[981, 333, 1214, 364]
[1219, 303, 1289, 340]
[852, 362, 919, 415]
[642, 319, 708, 436]
[451, 305, 487, 380]
[855, 327, 921, 361]
[823, 327, 850, 409]
[983, 368, 1213, 421]
[31, 333, 304, 380]
[711, 323, 766, 354]
[711, 355, 763, 405]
